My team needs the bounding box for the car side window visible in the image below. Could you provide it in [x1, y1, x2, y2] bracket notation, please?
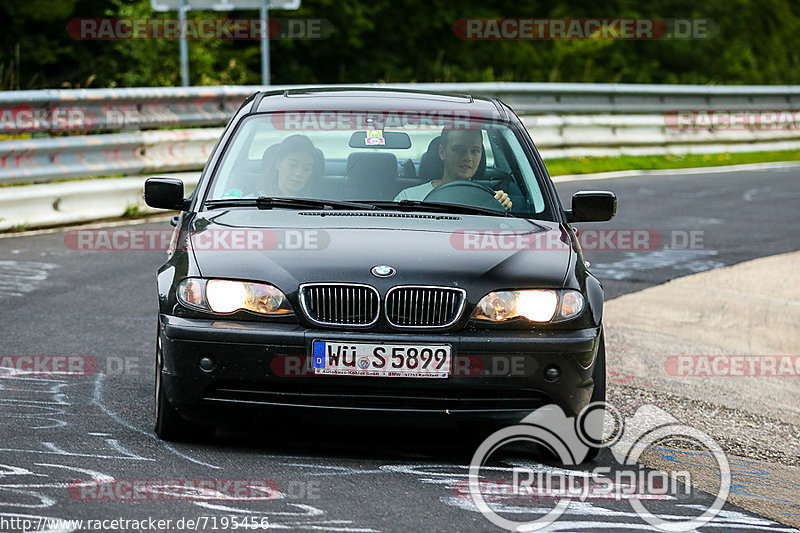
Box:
[482, 130, 495, 167]
[495, 128, 546, 214]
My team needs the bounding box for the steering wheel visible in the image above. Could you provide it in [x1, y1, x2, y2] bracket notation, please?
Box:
[423, 180, 505, 211]
[484, 169, 515, 192]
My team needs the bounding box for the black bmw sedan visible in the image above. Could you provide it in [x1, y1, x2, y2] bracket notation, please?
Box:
[144, 87, 616, 441]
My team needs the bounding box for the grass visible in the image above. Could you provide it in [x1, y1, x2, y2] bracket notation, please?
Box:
[121, 204, 149, 219]
[9, 222, 29, 232]
[544, 149, 800, 176]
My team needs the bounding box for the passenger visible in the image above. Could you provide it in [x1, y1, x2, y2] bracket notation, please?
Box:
[261, 134, 323, 197]
[394, 127, 511, 209]
[222, 134, 323, 199]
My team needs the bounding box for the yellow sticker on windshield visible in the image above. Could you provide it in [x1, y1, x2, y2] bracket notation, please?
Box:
[365, 130, 386, 145]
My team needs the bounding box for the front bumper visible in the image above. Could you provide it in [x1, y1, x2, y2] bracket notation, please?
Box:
[159, 315, 602, 426]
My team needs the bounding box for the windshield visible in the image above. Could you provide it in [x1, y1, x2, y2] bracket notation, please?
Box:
[206, 111, 553, 218]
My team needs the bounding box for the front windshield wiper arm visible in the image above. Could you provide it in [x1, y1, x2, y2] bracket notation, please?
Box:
[255, 197, 380, 211]
[204, 197, 378, 211]
[369, 200, 517, 218]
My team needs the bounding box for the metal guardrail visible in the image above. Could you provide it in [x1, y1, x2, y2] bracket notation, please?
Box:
[0, 86, 248, 133]
[0, 172, 201, 231]
[2, 83, 799, 181]
[0, 129, 220, 184]
[1, 82, 800, 229]
[523, 114, 800, 158]
[2, 83, 800, 134]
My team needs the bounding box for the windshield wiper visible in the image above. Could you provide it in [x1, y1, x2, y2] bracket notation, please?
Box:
[369, 200, 517, 218]
[204, 197, 378, 211]
[204, 197, 516, 218]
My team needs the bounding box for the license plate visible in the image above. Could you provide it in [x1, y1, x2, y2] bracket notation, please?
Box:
[311, 341, 451, 378]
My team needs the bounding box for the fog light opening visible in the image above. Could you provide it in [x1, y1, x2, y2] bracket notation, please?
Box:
[199, 356, 216, 372]
[544, 365, 560, 382]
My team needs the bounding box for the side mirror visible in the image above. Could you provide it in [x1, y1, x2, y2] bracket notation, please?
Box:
[144, 177, 188, 211]
[566, 191, 616, 223]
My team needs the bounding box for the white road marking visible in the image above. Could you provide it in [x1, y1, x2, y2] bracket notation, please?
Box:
[91, 373, 221, 470]
[0, 260, 57, 297]
[590, 249, 725, 280]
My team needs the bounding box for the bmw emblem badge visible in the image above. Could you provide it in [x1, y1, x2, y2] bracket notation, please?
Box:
[371, 265, 395, 277]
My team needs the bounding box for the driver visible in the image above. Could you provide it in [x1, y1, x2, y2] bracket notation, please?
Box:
[394, 127, 512, 210]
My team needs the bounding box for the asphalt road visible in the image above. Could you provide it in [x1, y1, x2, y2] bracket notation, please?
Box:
[0, 166, 798, 532]
[556, 164, 800, 299]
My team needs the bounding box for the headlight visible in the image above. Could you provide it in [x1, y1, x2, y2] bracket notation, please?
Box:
[177, 278, 205, 308]
[470, 289, 584, 323]
[177, 278, 293, 316]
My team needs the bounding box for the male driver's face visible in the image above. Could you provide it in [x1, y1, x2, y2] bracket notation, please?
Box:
[439, 130, 483, 181]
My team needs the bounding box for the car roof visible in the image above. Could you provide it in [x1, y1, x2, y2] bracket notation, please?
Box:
[252, 87, 507, 120]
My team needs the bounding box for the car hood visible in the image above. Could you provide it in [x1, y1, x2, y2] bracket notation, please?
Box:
[188, 210, 573, 293]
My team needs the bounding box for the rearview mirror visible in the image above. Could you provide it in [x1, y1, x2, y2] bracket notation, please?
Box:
[348, 131, 412, 149]
[566, 191, 616, 223]
[144, 177, 188, 211]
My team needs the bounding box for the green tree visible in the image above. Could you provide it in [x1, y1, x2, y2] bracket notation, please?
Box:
[1, 0, 799, 88]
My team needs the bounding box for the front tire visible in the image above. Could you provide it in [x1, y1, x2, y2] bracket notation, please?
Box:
[154, 323, 212, 441]
[582, 331, 607, 462]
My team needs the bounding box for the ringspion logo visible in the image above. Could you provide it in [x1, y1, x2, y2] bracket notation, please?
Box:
[469, 402, 730, 531]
